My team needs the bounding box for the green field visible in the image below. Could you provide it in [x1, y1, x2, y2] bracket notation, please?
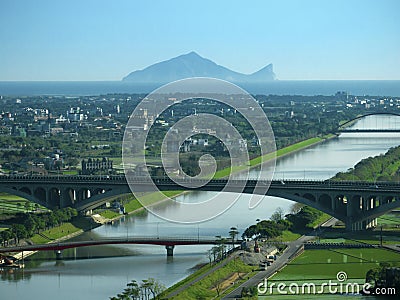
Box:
[378, 213, 400, 226]
[263, 247, 400, 296]
[167, 258, 254, 300]
[0, 193, 37, 214]
[269, 230, 302, 242]
[271, 248, 400, 282]
[123, 197, 142, 213]
[30, 223, 82, 244]
[99, 210, 120, 219]
[309, 213, 332, 228]
[136, 190, 184, 206]
[97, 190, 184, 220]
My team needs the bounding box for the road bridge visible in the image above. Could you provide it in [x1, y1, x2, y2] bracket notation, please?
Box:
[338, 112, 400, 133]
[0, 236, 243, 257]
[1, 175, 399, 231]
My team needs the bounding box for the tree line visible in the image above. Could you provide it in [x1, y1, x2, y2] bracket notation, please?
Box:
[241, 206, 323, 240]
[109, 278, 165, 300]
[333, 145, 400, 182]
[0, 207, 78, 246]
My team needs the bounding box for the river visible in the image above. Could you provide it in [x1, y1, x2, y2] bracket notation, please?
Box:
[2, 115, 400, 299]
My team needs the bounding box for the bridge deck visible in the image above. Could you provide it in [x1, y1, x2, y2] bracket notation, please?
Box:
[0, 236, 243, 253]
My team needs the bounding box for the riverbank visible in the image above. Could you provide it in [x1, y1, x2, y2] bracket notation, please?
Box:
[3, 135, 337, 266]
[7, 216, 98, 261]
[94, 190, 186, 224]
[97, 135, 337, 224]
[161, 249, 260, 299]
[213, 134, 337, 178]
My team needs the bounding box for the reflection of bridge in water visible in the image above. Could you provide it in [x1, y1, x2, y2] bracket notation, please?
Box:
[1, 175, 399, 231]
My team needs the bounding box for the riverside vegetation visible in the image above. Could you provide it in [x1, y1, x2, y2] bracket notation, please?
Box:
[2, 93, 400, 298]
[266, 145, 400, 297]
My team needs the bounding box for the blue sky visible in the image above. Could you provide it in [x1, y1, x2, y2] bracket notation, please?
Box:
[0, 0, 399, 81]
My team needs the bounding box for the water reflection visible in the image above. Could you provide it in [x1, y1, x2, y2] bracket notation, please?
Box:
[2, 116, 400, 300]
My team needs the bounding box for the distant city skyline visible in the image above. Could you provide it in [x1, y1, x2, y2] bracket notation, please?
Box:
[0, 0, 399, 81]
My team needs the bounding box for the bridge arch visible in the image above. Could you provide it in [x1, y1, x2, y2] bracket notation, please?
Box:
[302, 193, 316, 202]
[34, 187, 47, 202]
[77, 188, 91, 202]
[76, 188, 131, 212]
[318, 194, 332, 210]
[0, 186, 47, 208]
[19, 186, 32, 195]
[267, 191, 345, 222]
[339, 112, 400, 129]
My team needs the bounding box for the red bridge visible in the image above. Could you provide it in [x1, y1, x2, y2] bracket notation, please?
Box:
[0, 236, 243, 257]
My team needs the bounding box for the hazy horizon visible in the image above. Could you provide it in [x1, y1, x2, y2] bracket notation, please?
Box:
[1, 0, 399, 81]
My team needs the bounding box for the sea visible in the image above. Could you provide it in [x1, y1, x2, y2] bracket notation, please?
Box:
[0, 80, 399, 96]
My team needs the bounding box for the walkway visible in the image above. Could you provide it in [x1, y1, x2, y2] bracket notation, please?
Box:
[222, 217, 337, 299]
[165, 254, 238, 298]
[221, 234, 315, 299]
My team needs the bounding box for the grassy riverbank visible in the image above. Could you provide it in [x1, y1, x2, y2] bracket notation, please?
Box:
[163, 257, 256, 299]
[0, 193, 40, 216]
[29, 217, 95, 244]
[213, 135, 335, 179]
[97, 190, 184, 222]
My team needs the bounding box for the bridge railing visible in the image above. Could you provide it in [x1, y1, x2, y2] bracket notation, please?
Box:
[1, 174, 399, 187]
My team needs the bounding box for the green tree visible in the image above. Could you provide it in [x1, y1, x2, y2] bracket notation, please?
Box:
[11, 224, 27, 244]
[1, 230, 10, 246]
[229, 226, 239, 249]
[270, 207, 284, 223]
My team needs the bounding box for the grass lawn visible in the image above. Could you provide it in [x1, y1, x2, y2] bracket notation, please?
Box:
[0, 193, 47, 215]
[94, 190, 184, 219]
[163, 263, 215, 296]
[309, 213, 332, 228]
[168, 259, 254, 300]
[279, 230, 302, 242]
[378, 213, 400, 226]
[99, 210, 120, 219]
[0, 199, 35, 214]
[31, 223, 81, 244]
[268, 230, 302, 243]
[63, 170, 78, 175]
[271, 248, 400, 283]
[0, 193, 26, 201]
[137, 190, 184, 206]
[123, 198, 143, 213]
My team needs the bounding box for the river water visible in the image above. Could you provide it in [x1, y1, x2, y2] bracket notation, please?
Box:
[2, 115, 400, 299]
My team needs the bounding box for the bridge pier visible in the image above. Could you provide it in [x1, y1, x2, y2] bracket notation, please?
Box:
[55, 250, 63, 260]
[165, 245, 175, 257]
[347, 217, 378, 231]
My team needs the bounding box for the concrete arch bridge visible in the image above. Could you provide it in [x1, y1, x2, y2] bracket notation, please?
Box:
[338, 112, 400, 133]
[1, 175, 400, 231]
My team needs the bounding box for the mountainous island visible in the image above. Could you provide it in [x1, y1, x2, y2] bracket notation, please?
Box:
[122, 51, 276, 83]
